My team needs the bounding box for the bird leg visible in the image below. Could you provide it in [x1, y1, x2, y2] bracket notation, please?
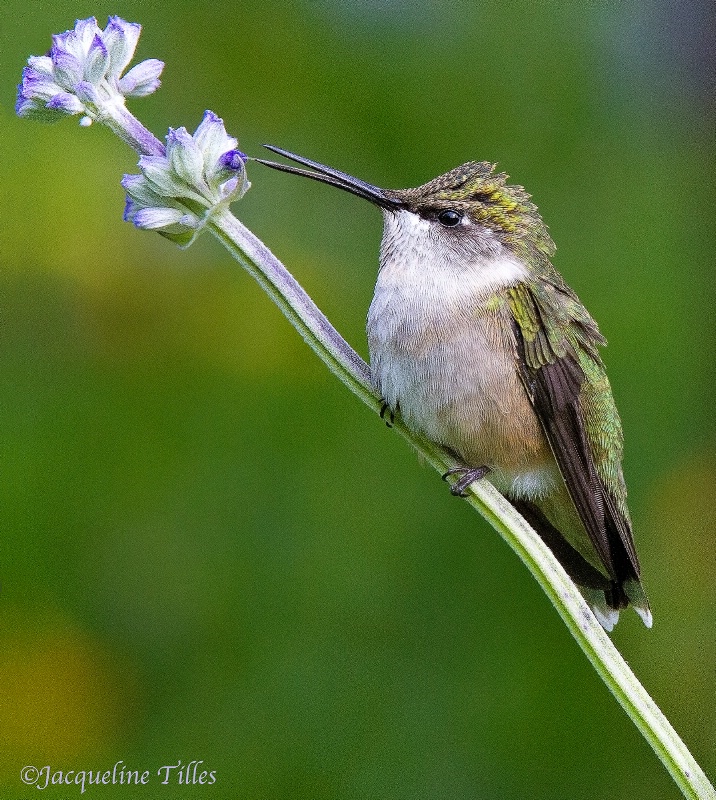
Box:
[379, 401, 395, 428]
[442, 465, 491, 497]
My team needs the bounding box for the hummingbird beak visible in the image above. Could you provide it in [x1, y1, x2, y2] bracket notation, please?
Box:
[255, 145, 402, 210]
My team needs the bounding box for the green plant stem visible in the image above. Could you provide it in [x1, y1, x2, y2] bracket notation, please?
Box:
[211, 206, 715, 800]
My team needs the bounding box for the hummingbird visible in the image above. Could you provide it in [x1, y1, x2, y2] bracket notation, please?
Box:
[256, 146, 651, 631]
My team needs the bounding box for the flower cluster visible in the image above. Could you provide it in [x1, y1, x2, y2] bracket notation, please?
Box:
[16, 16, 163, 125]
[16, 16, 249, 248]
[122, 111, 249, 246]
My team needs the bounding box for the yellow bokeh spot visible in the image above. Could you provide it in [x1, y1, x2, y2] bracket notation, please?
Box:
[0, 615, 137, 773]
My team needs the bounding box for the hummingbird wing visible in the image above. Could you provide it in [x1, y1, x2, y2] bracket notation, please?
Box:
[507, 281, 640, 586]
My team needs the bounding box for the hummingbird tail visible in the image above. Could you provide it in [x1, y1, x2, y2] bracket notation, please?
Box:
[581, 589, 620, 632]
[585, 580, 652, 631]
[624, 580, 653, 628]
[513, 499, 653, 631]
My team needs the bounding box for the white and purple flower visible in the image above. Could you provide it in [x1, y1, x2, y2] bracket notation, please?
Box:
[122, 111, 249, 246]
[16, 16, 163, 125]
[18, 18, 248, 247]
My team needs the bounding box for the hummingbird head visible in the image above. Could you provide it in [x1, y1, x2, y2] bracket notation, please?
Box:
[256, 146, 555, 263]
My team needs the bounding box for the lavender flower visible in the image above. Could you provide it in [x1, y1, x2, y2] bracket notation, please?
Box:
[16, 16, 247, 243]
[16, 16, 163, 125]
[123, 111, 249, 246]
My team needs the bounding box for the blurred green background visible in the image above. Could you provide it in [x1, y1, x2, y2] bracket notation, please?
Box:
[1, 1, 714, 798]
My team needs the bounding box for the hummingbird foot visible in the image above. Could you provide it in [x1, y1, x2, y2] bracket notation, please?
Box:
[442, 465, 491, 497]
[379, 401, 395, 428]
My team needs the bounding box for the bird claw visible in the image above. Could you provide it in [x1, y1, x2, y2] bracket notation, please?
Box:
[379, 401, 395, 428]
[442, 465, 490, 497]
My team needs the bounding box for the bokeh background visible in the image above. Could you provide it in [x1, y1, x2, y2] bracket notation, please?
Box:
[1, 1, 714, 798]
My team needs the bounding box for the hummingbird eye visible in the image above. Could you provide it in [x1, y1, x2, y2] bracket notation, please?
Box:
[437, 209, 462, 227]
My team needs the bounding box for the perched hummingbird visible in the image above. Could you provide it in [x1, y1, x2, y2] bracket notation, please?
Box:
[257, 146, 651, 631]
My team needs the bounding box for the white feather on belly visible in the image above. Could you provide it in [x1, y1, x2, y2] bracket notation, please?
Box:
[368, 209, 558, 500]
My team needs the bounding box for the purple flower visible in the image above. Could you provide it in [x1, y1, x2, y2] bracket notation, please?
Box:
[16, 16, 163, 124]
[122, 111, 250, 247]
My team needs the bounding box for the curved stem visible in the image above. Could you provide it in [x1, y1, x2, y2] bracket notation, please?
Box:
[212, 208, 375, 403]
[209, 207, 715, 800]
[101, 102, 166, 157]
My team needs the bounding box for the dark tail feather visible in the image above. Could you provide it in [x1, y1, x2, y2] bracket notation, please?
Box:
[513, 499, 652, 630]
[604, 581, 629, 610]
[512, 500, 611, 592]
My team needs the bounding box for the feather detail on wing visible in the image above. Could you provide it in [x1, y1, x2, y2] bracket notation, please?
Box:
[507, 282, 640, 586]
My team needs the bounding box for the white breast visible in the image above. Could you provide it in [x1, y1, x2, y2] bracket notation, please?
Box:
[367, 209, 556, 498]
[367, 208, 528, 417]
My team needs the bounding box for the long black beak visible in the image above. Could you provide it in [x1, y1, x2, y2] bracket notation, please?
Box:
[254, 145, 402, 210]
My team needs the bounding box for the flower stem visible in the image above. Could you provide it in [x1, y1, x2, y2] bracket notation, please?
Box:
[209, 207, 715, 800]
[100, 101, 166, 157]
[212, 208, 375, 405]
